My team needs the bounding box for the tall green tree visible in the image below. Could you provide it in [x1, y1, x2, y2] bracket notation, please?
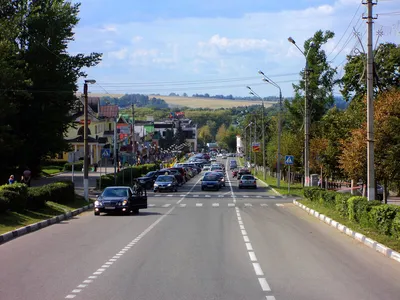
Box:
[340, 43, 400, 102]
[0, 1, 101, 178]
[286, 30, 337, 132]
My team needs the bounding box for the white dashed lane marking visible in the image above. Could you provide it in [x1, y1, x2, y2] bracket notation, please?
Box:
[196, 203, 203, 207]
[63, 206, 176, 299]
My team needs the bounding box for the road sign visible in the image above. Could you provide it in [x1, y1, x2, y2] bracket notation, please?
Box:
[102, 149, 111, 158]
[67, 151, 79, 163]
[252, 142, 260, 153]
[285, 155, 294, 165]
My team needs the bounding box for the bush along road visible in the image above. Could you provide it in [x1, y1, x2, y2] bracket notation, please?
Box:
[298, 187, 400, 262]
[0, 181, 93, 244]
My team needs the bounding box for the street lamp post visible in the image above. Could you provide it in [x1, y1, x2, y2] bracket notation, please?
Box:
[258, 71, 282, 187]
[247, 86, 266, 180]
[83, 79, 96, 202]
[288, 37, 313, 187]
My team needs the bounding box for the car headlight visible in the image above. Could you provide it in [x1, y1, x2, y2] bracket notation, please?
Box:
[95, 200, 101, 206]
[122, 200, 128, 206]
[154, 183, 158, 187]
[168, 183, 172, 186]
[221, 178, 225, 182]
[140, 180, 145, 183]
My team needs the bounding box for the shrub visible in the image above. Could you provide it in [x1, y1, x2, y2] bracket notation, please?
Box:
[348, 196, 381, 225]
[0, 194, 9, 213]
[303, 187, 324, 202]
[46, 181, 75, 204]
[63, 161, 84, 171]
[320, 190, 337, 207]
[97, 164, 158, 189]
[27, 187, 48, 209]
[41, 160, 68, 167]
[0, 183, 28, 199]
[0, 190, 26, 212]
[335, 193, 353, 218]
[369, 205, 400, 235]
[392, 211, 400, 239]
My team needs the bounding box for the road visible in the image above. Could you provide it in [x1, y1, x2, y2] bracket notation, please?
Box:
[2, 157, 400, 300]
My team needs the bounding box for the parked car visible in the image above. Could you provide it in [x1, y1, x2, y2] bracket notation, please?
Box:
[222, 154, 227, 159]
[154, 175, 179, 192]
[160, 169, 185, 185]
[202, 166, 211, 172]
[229, 161, 237, 170]
[94, 186, 147, 215]
[210, 157, 217, 162]
[137, 171, 159, 189]
[201, 174, 221, 191]
[238, 174, 257, 189]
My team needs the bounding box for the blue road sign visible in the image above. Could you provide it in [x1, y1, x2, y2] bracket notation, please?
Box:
[285, 155, 294, 165]
[102, 149, 111, 158]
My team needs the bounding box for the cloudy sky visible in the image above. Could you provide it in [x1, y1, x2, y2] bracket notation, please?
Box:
[70, 0, 400, 97]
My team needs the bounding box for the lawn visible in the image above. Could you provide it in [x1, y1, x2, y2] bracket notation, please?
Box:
[41, 165, 64, 177]
[299, 199, 400, 253]
[0, 195, 92, 235]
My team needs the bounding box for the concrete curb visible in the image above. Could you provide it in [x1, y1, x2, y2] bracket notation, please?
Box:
[0, 203, 94, 246]
[293, 200, 400, 264]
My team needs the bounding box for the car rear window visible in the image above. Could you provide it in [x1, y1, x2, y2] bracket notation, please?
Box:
[241, 175, 254, 180]
[204, 176, 218, 181]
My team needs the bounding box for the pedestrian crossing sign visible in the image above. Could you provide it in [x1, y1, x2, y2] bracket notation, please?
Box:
[285, 155, 294, 165]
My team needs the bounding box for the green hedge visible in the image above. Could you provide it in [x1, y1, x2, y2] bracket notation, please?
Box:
[97, 164, 158, 189]
[0, 181, 75, 213]
[0, 183, 28, 212]
[42, 160, 68, 167]
[63, 161, 84, 171]
[302, 188, 400, 239]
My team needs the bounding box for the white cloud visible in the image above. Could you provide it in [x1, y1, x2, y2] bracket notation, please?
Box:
[108, 48, 128, 60]
[72, 0, 400, 96]
[132, 36, 143, 43]
[100, 25, 118, 33]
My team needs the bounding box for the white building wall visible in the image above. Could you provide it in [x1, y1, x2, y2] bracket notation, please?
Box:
[236, 135, 243, 154]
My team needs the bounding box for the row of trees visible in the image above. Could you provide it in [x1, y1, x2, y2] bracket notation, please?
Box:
[0, 1, 101, 181]
[240, 29, 400, 200]
[102, 94, 168, 109]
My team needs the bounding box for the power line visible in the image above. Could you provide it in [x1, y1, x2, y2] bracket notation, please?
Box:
[327, 2, 363, 59]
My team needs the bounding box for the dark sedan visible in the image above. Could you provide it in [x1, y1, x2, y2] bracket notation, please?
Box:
[94, 186, 147, 215]
[154, 175, 179, 192]
[201, 174, 221, 191]
[137, 171, 158, 189]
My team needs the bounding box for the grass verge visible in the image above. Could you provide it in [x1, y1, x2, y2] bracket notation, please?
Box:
[237, 157, 304, 197]
[0, 195, 92, 235]
[253, 170, 304, 197]
[299, 199, 400, 253]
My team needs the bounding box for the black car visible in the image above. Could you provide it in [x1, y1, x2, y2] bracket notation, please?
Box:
[137, 171, 159, 189]
[160, 168, 185, 185]
[154, 175, 179, 192]
[94, 186, 147, 215]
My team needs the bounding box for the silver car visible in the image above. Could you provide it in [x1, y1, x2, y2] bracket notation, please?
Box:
[239, 175, 257, 189]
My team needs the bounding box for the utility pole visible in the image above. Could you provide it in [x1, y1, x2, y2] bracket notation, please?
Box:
[131, 102, 135, 165]
[254, 118, 257, 170]
[304, 61, 310, 187]
[277, 89, 282, 187]
[363, 0, 377, 201]
[262, 100, 266, 180]
[113, 117, 117, 185]
[83, 79, 96, 202]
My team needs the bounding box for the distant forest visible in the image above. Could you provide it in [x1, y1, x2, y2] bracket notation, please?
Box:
[101, 94, 169, 109]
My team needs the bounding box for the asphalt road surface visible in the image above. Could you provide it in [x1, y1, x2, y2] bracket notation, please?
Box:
[2, 158, 400, 300]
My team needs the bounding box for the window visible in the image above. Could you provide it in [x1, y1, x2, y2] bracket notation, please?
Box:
[109, 123, 112, 131]
[58, 152, 63, 159]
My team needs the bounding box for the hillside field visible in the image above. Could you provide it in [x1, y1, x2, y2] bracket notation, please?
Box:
[82, 93, 277, 109]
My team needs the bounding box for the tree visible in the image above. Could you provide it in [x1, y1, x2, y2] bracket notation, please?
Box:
[341, 43, 400, 102]
[198, 125, 212, 146]
[215, 124, 228, 149]
[286, 30, 337, 131]
[374, 90, 400, 202]
[0, 1, 101, 178]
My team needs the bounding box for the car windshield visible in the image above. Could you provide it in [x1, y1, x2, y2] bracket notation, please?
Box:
[241, 175, 254, 180]
[146, 171, 155, 177]
[204, 176, 218, 181]
[157, 176, 174, 182]
[102, 188, 129, 198]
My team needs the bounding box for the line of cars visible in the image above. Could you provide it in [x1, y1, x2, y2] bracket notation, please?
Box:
[201, 162, 227, 191]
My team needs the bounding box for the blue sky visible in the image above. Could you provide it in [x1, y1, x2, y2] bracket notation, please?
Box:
[70, 0, 400, 98]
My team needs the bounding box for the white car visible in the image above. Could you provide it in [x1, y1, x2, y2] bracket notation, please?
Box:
[210, 157, 217, 162]
[202, 166, 211, 172]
